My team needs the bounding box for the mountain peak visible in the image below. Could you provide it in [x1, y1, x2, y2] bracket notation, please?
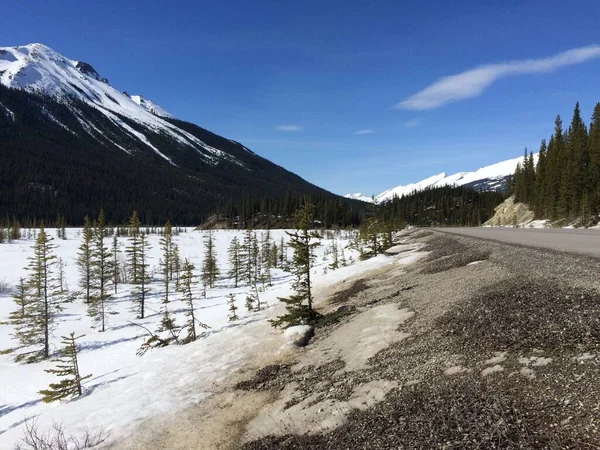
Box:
[348, 154, 537, 204]
[0, 42, 172, 121]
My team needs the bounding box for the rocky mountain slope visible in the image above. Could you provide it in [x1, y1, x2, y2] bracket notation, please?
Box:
[0, 44, 359, 224]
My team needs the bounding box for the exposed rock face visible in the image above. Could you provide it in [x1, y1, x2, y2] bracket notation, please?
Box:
[75, 61, 101, 80]
[484, 195, 534, 226]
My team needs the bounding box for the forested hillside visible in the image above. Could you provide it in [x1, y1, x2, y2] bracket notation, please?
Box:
[0, 84, 363, 226]
[376, 185, 506, 227]
[513, 101, 600, 222]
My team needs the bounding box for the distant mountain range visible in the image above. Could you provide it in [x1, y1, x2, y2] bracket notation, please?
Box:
[0, 43, 360, 224]
[346, 154, 538, 204]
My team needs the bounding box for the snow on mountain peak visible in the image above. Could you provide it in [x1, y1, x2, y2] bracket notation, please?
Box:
[347, 154, 538, 204]
[0, 43, 243, 167]
[130, 94, 174, 118]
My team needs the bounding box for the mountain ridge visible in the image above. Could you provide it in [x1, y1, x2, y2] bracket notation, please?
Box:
[346, 153, 538, 204]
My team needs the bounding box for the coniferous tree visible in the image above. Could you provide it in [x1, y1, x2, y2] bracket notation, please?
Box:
[126, 211, 141, 284]
[10, 278, 28, 322]
[11, 219, 21, 241]
[178, 259, 209, 344]
[39, 333, 91, 402]
[242, 230, 255, 285]
[13, 226, 62, 362]
[112, 236, 119, 294]
[171, 244, 181, 289]
[88, 209, 114, 332]
[329, 239, 339, 270]
[228, 236, 242, 288]
[534, 140, 548, 216]
[271, 199, 321, 328]
[201, 231, 220, 289]
[57, 258, 67, 294]
[138, 222, 180, 355]
[227, 293, 239, 321]
[76, 216, 93, 304]
[132, 232, 151, 319]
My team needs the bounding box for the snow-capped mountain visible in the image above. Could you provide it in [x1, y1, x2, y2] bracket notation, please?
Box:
[347, 153, 538, 204]
[0, 43, 240, 165]
[130, 95, 174, 118]
[0, 43, 355, 224]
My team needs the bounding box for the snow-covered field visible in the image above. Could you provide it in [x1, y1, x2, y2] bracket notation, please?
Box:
[0, 228, 402, 448]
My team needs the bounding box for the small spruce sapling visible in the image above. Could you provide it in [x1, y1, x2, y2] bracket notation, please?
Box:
[227, 293, 239, 321]
[39, 333, 91, 402]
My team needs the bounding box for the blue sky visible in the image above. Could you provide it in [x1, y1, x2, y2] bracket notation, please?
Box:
[2, 1, 600, 196]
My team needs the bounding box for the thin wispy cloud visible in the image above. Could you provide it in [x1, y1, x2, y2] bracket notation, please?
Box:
[276, 124, 302, 131]
[354, 129, 375, 135]
[403, 118, 421, 128]
[397, 45, 600, 110]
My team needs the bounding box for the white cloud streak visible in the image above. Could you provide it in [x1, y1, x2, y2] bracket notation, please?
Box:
[276, 124, 302, 131]
[403, 118, 421, 128]
[397, 45, 600, 110]
[353, 129, 375, 135]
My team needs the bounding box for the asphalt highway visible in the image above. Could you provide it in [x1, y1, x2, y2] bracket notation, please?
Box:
[432, 227, 600, 257]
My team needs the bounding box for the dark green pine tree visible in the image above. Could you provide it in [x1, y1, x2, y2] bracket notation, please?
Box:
[228, 236, 242, 288]
[126, 210, 142, 285]
[112, 235, 120, 294]
[548, 116, 565, 218]
[178, 259, 209, 343]
[227, 293, 239, 322]
[13, 226, 63, 362]
[76, 216, 93, 304]
[561, 102, 588, 216]
[201, 231, 220, 289]
[39, 333, 91, 402]
[589, 103, 600, 215]
[88, 209, 114, 332]
[9, 278, 29, 327]
[241, 229, 255, 285]
[132, 232, 151, 319]
[533, 140, 548, 216]
[271, 199, 322, 328]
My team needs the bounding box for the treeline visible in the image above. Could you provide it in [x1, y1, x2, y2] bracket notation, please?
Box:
[216, 192, 362, 229]
[376, 185, 506, 227]
[513, 102, 600, 221]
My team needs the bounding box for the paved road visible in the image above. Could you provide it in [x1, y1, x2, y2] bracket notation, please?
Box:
[433, 227, 600, 257]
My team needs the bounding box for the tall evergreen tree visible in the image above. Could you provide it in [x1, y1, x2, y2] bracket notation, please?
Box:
[228, 236, 242, 288]
[88, 209, 114, 332]
[76, 216, 93, 304]
[112, 235, 120, 294]
[132, 232, 151, 319]
[126, 210, 141, 284]
[178, 259, 208, 343]
[271, 199, 321, 328]
[13, 226, 62, 362]
[201, 231, 220, 289]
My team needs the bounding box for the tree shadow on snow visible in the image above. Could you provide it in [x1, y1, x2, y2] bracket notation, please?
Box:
[78, 335, 145, 352]
[0, 400, 42, 419]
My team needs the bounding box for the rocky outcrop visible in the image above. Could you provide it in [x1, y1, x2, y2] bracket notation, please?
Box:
[483, 195, 534, 226]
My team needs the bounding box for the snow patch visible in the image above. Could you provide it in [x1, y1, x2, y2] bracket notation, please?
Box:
[481, 365, 503, 377]
[483, 352, 507, 365]
[443, 365, 469, 376]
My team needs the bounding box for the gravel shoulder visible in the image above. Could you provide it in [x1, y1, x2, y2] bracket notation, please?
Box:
[120, 229, 600, 449]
